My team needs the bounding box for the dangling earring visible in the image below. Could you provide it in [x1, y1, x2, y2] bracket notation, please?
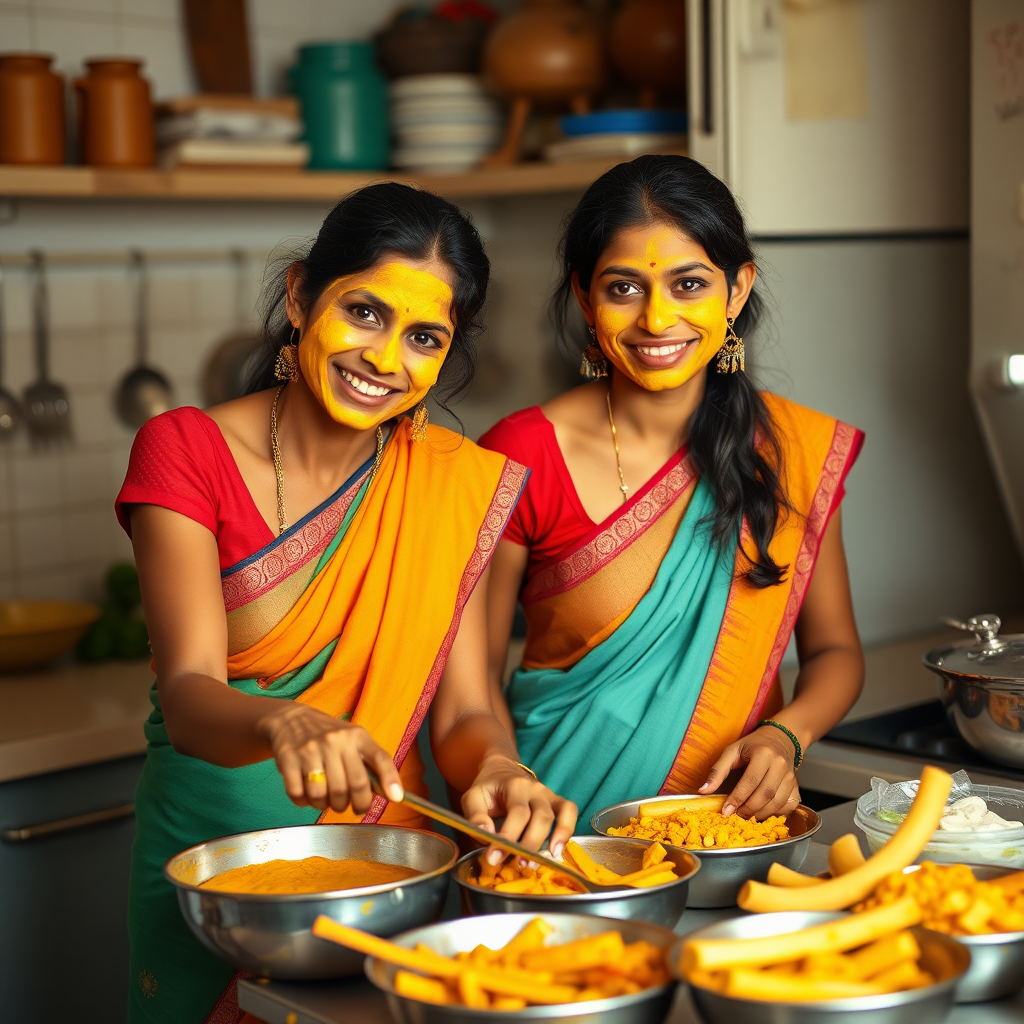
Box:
[410, 401, 429, 442]
[716, 317, 745, 374]
[580, 324, 609, 379]
[274, 327, 301, 383]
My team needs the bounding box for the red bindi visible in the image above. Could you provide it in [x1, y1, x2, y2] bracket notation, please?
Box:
[650, 262, 656, 267]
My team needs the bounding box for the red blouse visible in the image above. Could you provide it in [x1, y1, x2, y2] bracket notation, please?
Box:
[115, 406, 274, 571]
[479, 406, 685, 574]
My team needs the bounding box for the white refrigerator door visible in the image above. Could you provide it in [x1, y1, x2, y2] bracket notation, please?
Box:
[970, 0, 1024, 558]
[689, 0, 970, 234]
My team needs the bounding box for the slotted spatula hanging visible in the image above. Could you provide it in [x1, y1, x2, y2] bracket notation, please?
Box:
[23, 251, 72, 445]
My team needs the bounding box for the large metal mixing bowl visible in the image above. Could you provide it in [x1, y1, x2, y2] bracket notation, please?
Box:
[672, 911, 970, 1024]
[923, 614, 1024, 769]
[453, 835, 699, 928]
[365, 912, 678, 1024]
[590, 795, 820, 908]
[164, 823, 458, 979]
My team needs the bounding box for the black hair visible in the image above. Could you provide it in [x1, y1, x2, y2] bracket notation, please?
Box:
[552, 154, 790, 587]
[248, 182, 489, 412]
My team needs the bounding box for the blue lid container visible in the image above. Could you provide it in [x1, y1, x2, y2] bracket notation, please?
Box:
[560, 109, 688, 138]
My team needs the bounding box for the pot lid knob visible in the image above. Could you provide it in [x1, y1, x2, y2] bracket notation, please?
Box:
[942, 613, 1004, 652]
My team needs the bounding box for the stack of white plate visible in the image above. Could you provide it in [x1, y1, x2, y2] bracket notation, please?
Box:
[390, 74, 502, 173]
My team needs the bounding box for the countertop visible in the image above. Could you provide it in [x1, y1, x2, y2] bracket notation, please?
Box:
[236, 800, 1024, 1023]
[0, 658, 153, 782]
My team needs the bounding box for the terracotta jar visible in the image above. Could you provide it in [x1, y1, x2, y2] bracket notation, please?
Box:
[0, 53, 66, 165]
[481, 0, 606, 164]
[609, 0, 687, 108]
[75, 58, 155, 168]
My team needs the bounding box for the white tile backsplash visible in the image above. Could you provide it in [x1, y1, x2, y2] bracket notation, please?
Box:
[120, 18, 192, 98]
[33, 9, 120, 80]
[11, 449, 64, 511]
[14, 508, 67, 570]
[0, 9, 34, 48]
[64, 445, 115, 504]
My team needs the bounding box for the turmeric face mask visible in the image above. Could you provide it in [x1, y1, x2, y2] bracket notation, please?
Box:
[298, 261, 454, 430]
[584, 225, 732, 392]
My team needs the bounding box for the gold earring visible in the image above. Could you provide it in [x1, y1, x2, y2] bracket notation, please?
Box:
[410, 401, 429, 442]
[274, 327, 301, 383]
[716, 317, 745, 374]
[580, 325, 609, 379]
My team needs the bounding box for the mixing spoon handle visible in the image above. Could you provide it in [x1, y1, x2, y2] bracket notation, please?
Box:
[365, 771, 608, 893]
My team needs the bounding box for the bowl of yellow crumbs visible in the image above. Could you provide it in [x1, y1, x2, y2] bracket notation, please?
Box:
[590, 794, 820, 908]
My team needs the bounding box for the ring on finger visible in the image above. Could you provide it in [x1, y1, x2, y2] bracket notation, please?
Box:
[305, 769, 327, 785]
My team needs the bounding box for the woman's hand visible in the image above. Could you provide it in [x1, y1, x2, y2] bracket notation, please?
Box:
[256, 703, 404, 814]
[698, 725, 801, 820]
[461, 756, 578, 863]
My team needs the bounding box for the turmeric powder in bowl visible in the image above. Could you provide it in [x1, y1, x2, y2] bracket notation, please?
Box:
[608, 808, 789, 849]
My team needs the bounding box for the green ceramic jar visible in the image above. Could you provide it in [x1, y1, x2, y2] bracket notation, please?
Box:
[291, 42, 388, 170]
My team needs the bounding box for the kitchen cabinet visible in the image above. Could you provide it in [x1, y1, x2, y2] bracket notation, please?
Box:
[0, 753, 145, 1022]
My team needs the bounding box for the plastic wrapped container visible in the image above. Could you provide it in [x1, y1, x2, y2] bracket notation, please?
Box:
[855, 783, 1024, 868]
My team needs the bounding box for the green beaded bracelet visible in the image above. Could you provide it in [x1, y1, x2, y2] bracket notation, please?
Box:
[756, 719, 804, 770]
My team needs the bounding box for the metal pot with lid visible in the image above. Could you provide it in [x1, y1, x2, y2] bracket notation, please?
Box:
[923, 614, 1024, 769]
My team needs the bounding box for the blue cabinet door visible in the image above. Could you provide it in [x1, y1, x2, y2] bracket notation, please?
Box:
[0, 754, 145, 1023]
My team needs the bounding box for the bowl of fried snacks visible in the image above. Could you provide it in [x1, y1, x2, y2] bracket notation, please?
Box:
[591, 794, 820, 908]
[314, 912, 677, 1023]
[453, 836, 699, 928]
[855, 862, 1024, 1003]
[675, 904, 969, 1024]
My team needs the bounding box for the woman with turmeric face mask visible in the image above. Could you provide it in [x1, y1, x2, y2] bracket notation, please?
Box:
[116, 184, 576, 1024]
[481, 156, 865, 830]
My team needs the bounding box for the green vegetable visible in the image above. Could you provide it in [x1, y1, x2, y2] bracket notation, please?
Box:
[106, 562, 141, 611]
[115, 616, 150, 660]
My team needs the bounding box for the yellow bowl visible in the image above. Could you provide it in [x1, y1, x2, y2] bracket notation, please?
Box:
[0, 600, 101, 673]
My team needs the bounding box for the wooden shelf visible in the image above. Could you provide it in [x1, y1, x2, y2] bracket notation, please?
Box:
[0, 155, 683, 202]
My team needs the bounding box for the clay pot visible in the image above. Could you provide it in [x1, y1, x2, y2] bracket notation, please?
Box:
[75, 58, 155, 168]
[375, 16, 490, 78]
[0, 53, 66, 165]
[481, 0, 606, 165]
[609, 0, 687, 107]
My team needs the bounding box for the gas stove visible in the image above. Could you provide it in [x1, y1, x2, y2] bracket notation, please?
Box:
[800, 700, 1024, 798]
[825, 700, 1024, 783]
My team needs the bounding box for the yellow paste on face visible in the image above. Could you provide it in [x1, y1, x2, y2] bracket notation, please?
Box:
[592, 226, 730, 392]
[298, 261, 454, 430]
[199, 856, 420, 895]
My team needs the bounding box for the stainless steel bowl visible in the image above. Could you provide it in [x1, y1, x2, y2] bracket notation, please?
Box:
[164, 823, 458, 979]
[453, 835, 699, 928]
[902, 864, 1024, 1003]
[672, 911, 970, 1024]
[590, 795, 820, 908]
[365, 912, 678, 1024]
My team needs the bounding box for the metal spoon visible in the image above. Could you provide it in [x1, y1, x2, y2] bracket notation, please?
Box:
[0, 261, 23, 440]
[114, 250, 174, 429]
[367, 772, 623, 893]
[23, 251, 72, 445]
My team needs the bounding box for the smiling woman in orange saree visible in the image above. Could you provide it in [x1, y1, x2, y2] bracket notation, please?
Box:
[482, 156, 865, 830]
[117, 184, 576, 1024]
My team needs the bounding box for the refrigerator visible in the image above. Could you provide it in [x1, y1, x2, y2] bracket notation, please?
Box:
[683, 0, 1022, 644]
[970, 0, 1024, 561]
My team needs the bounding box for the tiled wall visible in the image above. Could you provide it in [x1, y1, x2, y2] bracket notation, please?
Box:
[0, 0, 411, 99]
[0, 254, 271, 601]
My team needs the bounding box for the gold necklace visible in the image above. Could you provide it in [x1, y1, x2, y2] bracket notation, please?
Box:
[269, 384, 385, 536]
[605, 388, 629, 504]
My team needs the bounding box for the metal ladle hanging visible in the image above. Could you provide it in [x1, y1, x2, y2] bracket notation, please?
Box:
[114, 250, 174, 429]
[0, 261, 23, 440]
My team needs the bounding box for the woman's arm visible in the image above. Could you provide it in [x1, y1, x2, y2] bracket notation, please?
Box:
[131, 503, 403, 812]
[431, 559, 577, 859]
[700, 508, 864, 818]
[484, 539, 530, 739]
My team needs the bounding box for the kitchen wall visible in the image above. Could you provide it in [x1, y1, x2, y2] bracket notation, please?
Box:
[0, 2, 1020, 650]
